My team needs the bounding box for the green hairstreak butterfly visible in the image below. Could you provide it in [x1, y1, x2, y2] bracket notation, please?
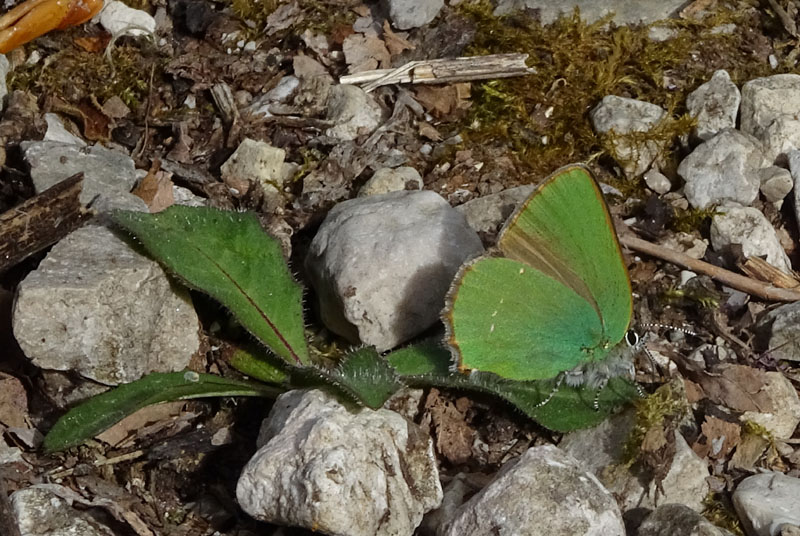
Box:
[443, 164, 636, 395]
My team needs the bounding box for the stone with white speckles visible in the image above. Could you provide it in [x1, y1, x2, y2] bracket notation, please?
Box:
[441, 445, 625, 536]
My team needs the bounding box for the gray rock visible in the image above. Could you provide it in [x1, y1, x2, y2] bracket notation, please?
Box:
[738, 370, 800, 439]
[358, 166, 422, 197]
[457, 184, 534, 237]
[590, 95, 668, 177]
[760, 117, 800, 165]
[733, 472, 800, 536]
[12, 225, 200, 386]
[43, 113, 86, 146]
[678, 129, 766, 209]
[12, 484, 115, 536]
[493, 0, 686, 25]
[244, 75, 300, 119]
[305, 190, 484, 351]
[441, 445, 625, 536]
[686, 70, 740, 142]
[710, 205, 792, 274]
[561, 409, 709, 512]
[236, 389, 442, 536]
[741, 74, 800, 141]
[759, 302, 800, 363]
[789, 150, 800, 233]
[638, 503, 737, 536]
[644, 168, 672, 194]
[23, 141, 142, 211]
[383, 0, 443, 29]
[759, 166, 794, 204]
[325, 85, 384, 141]
[220, 138, 286, 198]
[648, 24, 679, 42]
[0, 54, 9, 111]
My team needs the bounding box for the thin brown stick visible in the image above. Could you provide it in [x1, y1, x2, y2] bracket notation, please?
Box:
[620, 234, 800, 302]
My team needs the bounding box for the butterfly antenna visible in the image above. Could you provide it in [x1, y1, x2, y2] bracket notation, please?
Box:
[536, 374, 564, 408]
[639, 322, 698, 337]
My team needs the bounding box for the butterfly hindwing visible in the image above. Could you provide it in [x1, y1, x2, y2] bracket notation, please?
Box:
[444, 256, 605, 380]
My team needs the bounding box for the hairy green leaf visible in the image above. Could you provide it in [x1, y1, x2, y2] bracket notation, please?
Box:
[229, 346, 290, 384]
[399, 365, 637, 432]
[112, 206, 309, 366]
[293, 347, 404, 409]
[44, 372, 279, 452]
[387, 341, 452, 375]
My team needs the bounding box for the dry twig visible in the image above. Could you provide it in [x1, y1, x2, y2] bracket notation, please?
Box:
[340, 53, 536, 92]
[620, 234, 800, 302]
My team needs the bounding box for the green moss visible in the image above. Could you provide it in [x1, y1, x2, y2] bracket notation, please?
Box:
[455, 0, 782, 178]
[660, 285, 721, 308]
[702, 492, 744, 535]
[9, 46, 156, 110]
[621, 379, 689, 467]
[671, 205, 719, 233]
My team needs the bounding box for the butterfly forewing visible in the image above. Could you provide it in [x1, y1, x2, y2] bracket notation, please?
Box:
[497, 165, 632, 348]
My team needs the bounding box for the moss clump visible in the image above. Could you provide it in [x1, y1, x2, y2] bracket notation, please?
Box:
[9, 46, 155, 109]
[703, 492, 744, 535]
[455, 0, 781, 179]
[671, 205, 719, 233]
[660, 284, 722, 309]
[621, 379, 690, 467]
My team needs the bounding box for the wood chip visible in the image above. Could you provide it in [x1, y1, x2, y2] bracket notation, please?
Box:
[0, 173, 90, 273]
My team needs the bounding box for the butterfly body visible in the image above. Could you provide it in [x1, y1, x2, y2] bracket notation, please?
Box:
[443, 165, 634, 391]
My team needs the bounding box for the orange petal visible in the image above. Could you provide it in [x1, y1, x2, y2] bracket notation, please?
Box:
[0, 0, 103, 53]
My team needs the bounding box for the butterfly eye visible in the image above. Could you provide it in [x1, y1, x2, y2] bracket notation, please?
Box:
[625, 329, 640, 347]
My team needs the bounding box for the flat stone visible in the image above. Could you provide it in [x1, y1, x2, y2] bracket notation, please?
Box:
[441, 445, 625, 536]
[493, 0, 686, 25]
[457, 184, 534, 238]
[759, 166, 793, 204]
[686, 70, 740, 142]
[739, 371, 800, 439]
[305, 190, 483, 351]
[0, 53, 9, 111]
[644, 168, 672, 194]
[324, 85, 383, 141]
[220, 138, 286, 197]
[236, 389, 442, 536]
[638, 503, 737, 536]
[760, 116, 800, 166]
[23, 141, 142, 211]
[358, 166, 423, 196]
[12, 484, 115, 536]
[382, 0, 443, 29]
[710, 205, 792, 274]
[734, 472, 800, 536]
[678, 129, 766, 209]
[590, 95, 668, 177]
[12, 225, 201, 386]
[758, 301, 800, 363]
[741, 74, 800, 141]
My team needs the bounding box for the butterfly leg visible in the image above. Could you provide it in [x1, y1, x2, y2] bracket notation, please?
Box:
[535, 374, 564, 408]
